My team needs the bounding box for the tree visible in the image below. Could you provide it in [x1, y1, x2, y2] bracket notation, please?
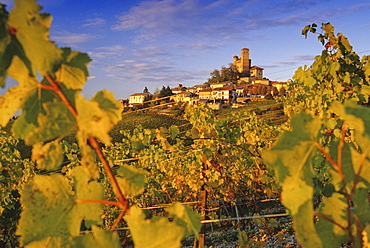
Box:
[158, 86, 173, 98]
[152, 87, 160, 99]
[207, 69, 222, 83]
[279, 87, 286, 95]
[165, 86, 173, 96]
[272, 86, 279, 95]
[207, 63, 239, 84]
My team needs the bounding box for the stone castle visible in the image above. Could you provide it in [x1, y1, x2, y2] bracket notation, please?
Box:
[233, 48, 264, 82]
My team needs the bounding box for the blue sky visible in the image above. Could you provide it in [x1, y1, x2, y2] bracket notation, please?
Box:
[2, 0, 370, 99]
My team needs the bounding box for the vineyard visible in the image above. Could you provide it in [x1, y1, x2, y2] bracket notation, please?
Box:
[0, 1, 370, 248]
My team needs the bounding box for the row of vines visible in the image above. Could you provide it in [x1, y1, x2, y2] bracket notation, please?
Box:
[0, 1, 369, 247]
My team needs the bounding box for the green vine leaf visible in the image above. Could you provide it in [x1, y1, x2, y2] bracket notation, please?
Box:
[17, 174, 81, 247]
[124, 206, 185, 248]
[71, 225, 121, 248]
[0, 56, 37, 126]
[57, 49, 91, 90]
[31, 140, 63, 170]
[92, 90, 122, 125]
[116, 164, 147, 197]
[166, 202, 201, 239]
[26, 100, 75, 145]
[72, 166, 104, 228]
[76, 90, 121, 145]
[315, 193, 349, 248]
[263, 112, 323, 248]
[11, 87, 56, 142]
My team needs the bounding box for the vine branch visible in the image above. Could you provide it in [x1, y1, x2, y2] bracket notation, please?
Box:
[44, 74, 129, 228]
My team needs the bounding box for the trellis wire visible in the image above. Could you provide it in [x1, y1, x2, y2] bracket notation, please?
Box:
[108, 212, 290, 232]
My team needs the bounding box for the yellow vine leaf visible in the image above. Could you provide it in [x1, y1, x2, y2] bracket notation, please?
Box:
[8, 0, 62, 75]
[124, 206, 185, 248]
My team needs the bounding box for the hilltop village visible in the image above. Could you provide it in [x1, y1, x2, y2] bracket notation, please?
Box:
[120, 48, 287, 111]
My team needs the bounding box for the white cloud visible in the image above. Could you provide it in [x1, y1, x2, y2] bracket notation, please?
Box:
[96, 45, 127, 52]
[83, 17, 106, 27]
[112, 0, 370, 46]
[52, 30, 98, 46]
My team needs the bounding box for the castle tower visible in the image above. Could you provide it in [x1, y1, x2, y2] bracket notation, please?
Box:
[241, 48, 250, 74]
[233, 48, 251, 76]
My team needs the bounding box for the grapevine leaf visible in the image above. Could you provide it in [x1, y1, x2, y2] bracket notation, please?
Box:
[56, 64, 86, 90]
[91, 90, 122, 125]
[124, 206, 185, 248]
[76, 91, 121, 145]
[72, 166, 103, 228]
[21, 237, 63, 248]
[293, 201, 323, 248]
[56, 48, 91, 90]
[331, 100, 370, 156]
[315, 193, 349, 248]
[31, 140, 63, 170]
[166, 202, 201, 239]
[11, 87, 55, 141]
[25, 100, 75, 145]
[116, 164, 147, 197]
[0, 56, 37, 126]
[62, 48, 91, 76]
[263, 112, 320, 184]
[80, 144, 99, 179]
[321, 22, 334, 34]
[364, 61, 370, 81]
[170, 125, 180, 139]
[263, 112, 323, 248]
[353, 187, 370, 229]
[17, 174, 81, 247]
[71, 225, 121, 248]
[272, 112, 321, 149]
[8, 0, 63, 75]
[338, 33, 352, 52]
[343, 101, 370, 137]
[350, 146, 370, 185]
[281, 177, 313, 216]
[0, 4, 10, 87]
[0, 86, 30, 127]
[328, 141, 355, 186]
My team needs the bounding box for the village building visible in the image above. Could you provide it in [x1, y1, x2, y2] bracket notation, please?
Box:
[252, 78, 270, 85]
[250, 66, 264, 80]
[209, 82, 227, 89]
[171, 92, 198, 105]
[271, 81, 287, 91]
[198, 88, 212, 100]
[233, 48, 267, 84]
[211, 85, 235, 101]
[128, 92, 151, 107]
[171, 84, 187, 94]
[233, 48, 251, 77]
[126, 48, 285, 110]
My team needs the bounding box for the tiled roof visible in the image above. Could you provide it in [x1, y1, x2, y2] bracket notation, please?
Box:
[130, 92, 150, 96]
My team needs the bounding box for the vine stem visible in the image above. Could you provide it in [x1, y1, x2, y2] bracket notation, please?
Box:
[314, 212, 346, 231]
[44, 74, 129, 228]
[316, 125, 356, 245]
